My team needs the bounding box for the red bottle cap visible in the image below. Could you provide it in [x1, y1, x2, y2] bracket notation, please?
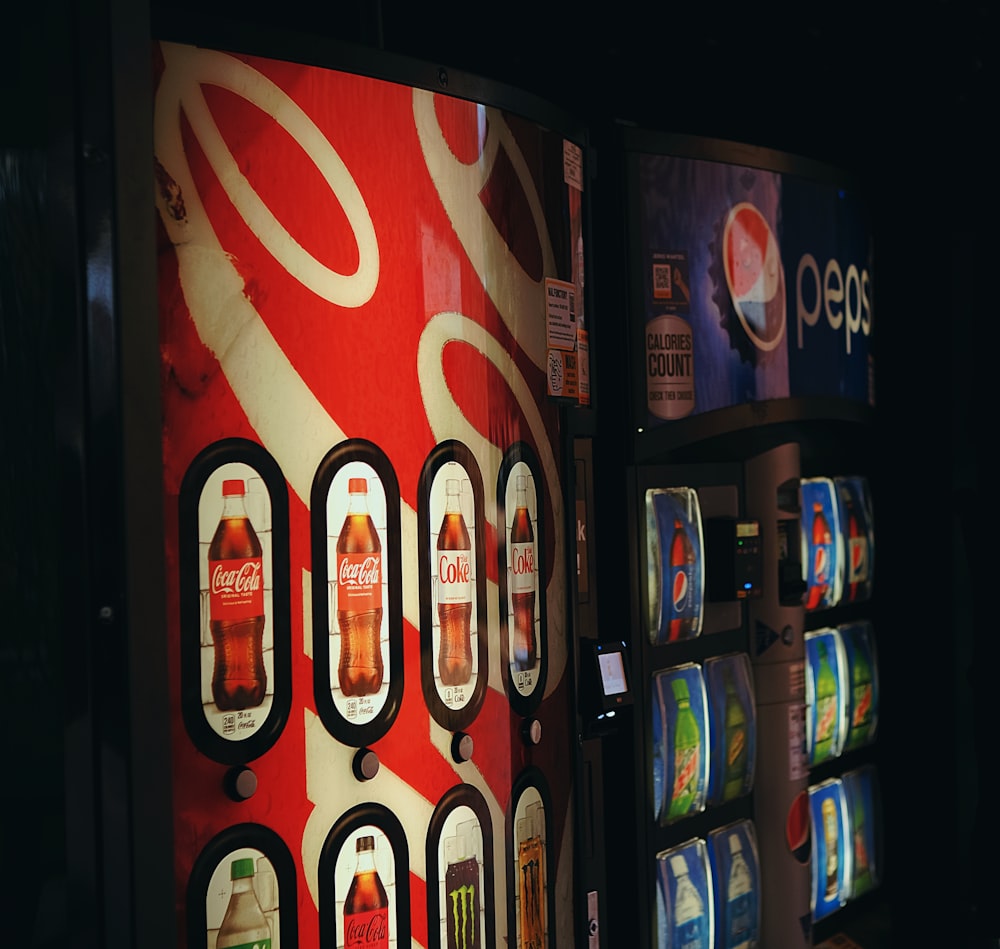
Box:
[222, 479, 245, 497]
[348, 478, 368, 494]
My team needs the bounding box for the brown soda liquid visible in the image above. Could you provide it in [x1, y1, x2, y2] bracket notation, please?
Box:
[337, 499, 383, 697]
[438, 509, 472, 687]
[344, 866, 388, 947]
[209, 509, 266, 711]
[510, 502, 536, 671]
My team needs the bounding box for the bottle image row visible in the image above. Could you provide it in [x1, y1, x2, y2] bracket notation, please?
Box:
[809, 766, 882, 921]
[644, 476, 875, 651]
[801, 476, 875, 612]
[178, 437, 547, 760]
[654, 819, 761, 949]
[189, 781, 551, 948]
[804, 623, 879, 767]
[652, 654, 757, 825]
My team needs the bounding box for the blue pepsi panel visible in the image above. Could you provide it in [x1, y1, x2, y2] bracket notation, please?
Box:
[656, 838, 714, 949]
[708, 820, 760, 949]
[645, 487, 705, 645]
[654, 664, 710, 825]
[801, 478, 842, 612]
[704, 653, 756, 806]
[834, 475, 875, 605]
[809, 779, 848, 920]
[842, 766, 881, 900]
[804, 629, 847, 767]
[634, 153, 872, 428]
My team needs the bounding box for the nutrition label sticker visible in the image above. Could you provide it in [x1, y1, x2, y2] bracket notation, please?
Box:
[788, 704, 807, 781]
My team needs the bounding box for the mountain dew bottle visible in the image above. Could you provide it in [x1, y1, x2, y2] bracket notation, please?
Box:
[668, 676, 701, 820]
[812, 640, 838, 764]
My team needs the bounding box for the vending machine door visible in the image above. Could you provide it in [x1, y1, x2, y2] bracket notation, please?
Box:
[152, 32, 590, 947]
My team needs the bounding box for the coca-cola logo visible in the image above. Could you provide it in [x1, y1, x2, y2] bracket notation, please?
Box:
[211, 559, 262, 595]
[339, 554, 381, 587]
[439, 553, 471, 584]
[512, 545, 534, 576]
[345, 910, 388, 943]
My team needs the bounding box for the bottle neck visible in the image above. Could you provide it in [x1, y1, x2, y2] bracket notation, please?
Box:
[355, 849, 377, 874]
[222, 495, 248, 518]
[347, 491, 370, 516]
[230, 875, 254, 895]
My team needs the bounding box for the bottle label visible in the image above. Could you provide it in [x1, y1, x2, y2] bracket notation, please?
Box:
[438, 550, 472, 605]
[344, 908, 389, 947]
[510, 541, 535, 595]
[338, 552, 382, 613]
[209, 557, 264, 621]
[848, 535, 869, 583]
[672, 745, 699, 802]
[815, 694, 836, 746]
[670, 564, 696, 618]
[852, 681, 872, 728]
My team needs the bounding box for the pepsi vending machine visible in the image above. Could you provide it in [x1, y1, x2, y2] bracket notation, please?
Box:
[144, 23, 605, 948]
[593, 129, 883, 948]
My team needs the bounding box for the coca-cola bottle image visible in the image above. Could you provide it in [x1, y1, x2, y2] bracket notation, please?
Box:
[806, 501, 832, 610]
[510, 475, 537, 671]
[216, 857, 271, 949]
[208, 479, 266, 711]
[437, 478, 473, 687]
[344, 835, 389, 948]
[337, 477, 384, 697]
[668, 518, 697, 641]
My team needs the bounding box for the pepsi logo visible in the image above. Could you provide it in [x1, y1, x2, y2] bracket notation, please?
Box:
[814, 546, 829, 582]
[672, 569, 689, 611]
[722, 202, 786, 353]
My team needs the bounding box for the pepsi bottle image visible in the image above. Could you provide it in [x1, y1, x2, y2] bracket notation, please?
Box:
[805, 501, 832, 611]
[668, 518, 697, 641]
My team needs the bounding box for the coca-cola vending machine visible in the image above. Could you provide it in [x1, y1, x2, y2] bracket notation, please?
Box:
[591, 127, 884, 947]
[142, 21, 606, 949]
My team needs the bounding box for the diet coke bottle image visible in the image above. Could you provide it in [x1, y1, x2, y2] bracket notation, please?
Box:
[437, 478, 473, 688]
[509, 474, 537, 672]
[208, 479, 266, 711]
[336, 477, 384, 697]
[343, 835, 389, 949]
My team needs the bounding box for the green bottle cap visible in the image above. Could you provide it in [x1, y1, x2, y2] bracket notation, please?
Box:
[230, 858, 255, 880]
[671, 676, 691, 703]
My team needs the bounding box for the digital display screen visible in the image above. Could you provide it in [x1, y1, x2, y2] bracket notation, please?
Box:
[598, 651, 628, 696]
[737, 520, 759, 539]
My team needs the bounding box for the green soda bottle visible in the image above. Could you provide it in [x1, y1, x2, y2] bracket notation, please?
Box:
[667, 676, 701, 820]
[721, 668, 749, 801]
[812, 640, 838, 764]
[847, 638, 874, 750]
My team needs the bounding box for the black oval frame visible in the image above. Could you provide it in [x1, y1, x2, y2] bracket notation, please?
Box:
[186, 821, 298, 948]
[179, 437, 292, 764]
[310, 438, 404, 747]
[318, 802, 411, 949]
[496, 441, 548, 716]
[417, 440, 489, 732]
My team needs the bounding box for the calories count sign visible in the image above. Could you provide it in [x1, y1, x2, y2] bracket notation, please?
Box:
[646, 313, 695, 419]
